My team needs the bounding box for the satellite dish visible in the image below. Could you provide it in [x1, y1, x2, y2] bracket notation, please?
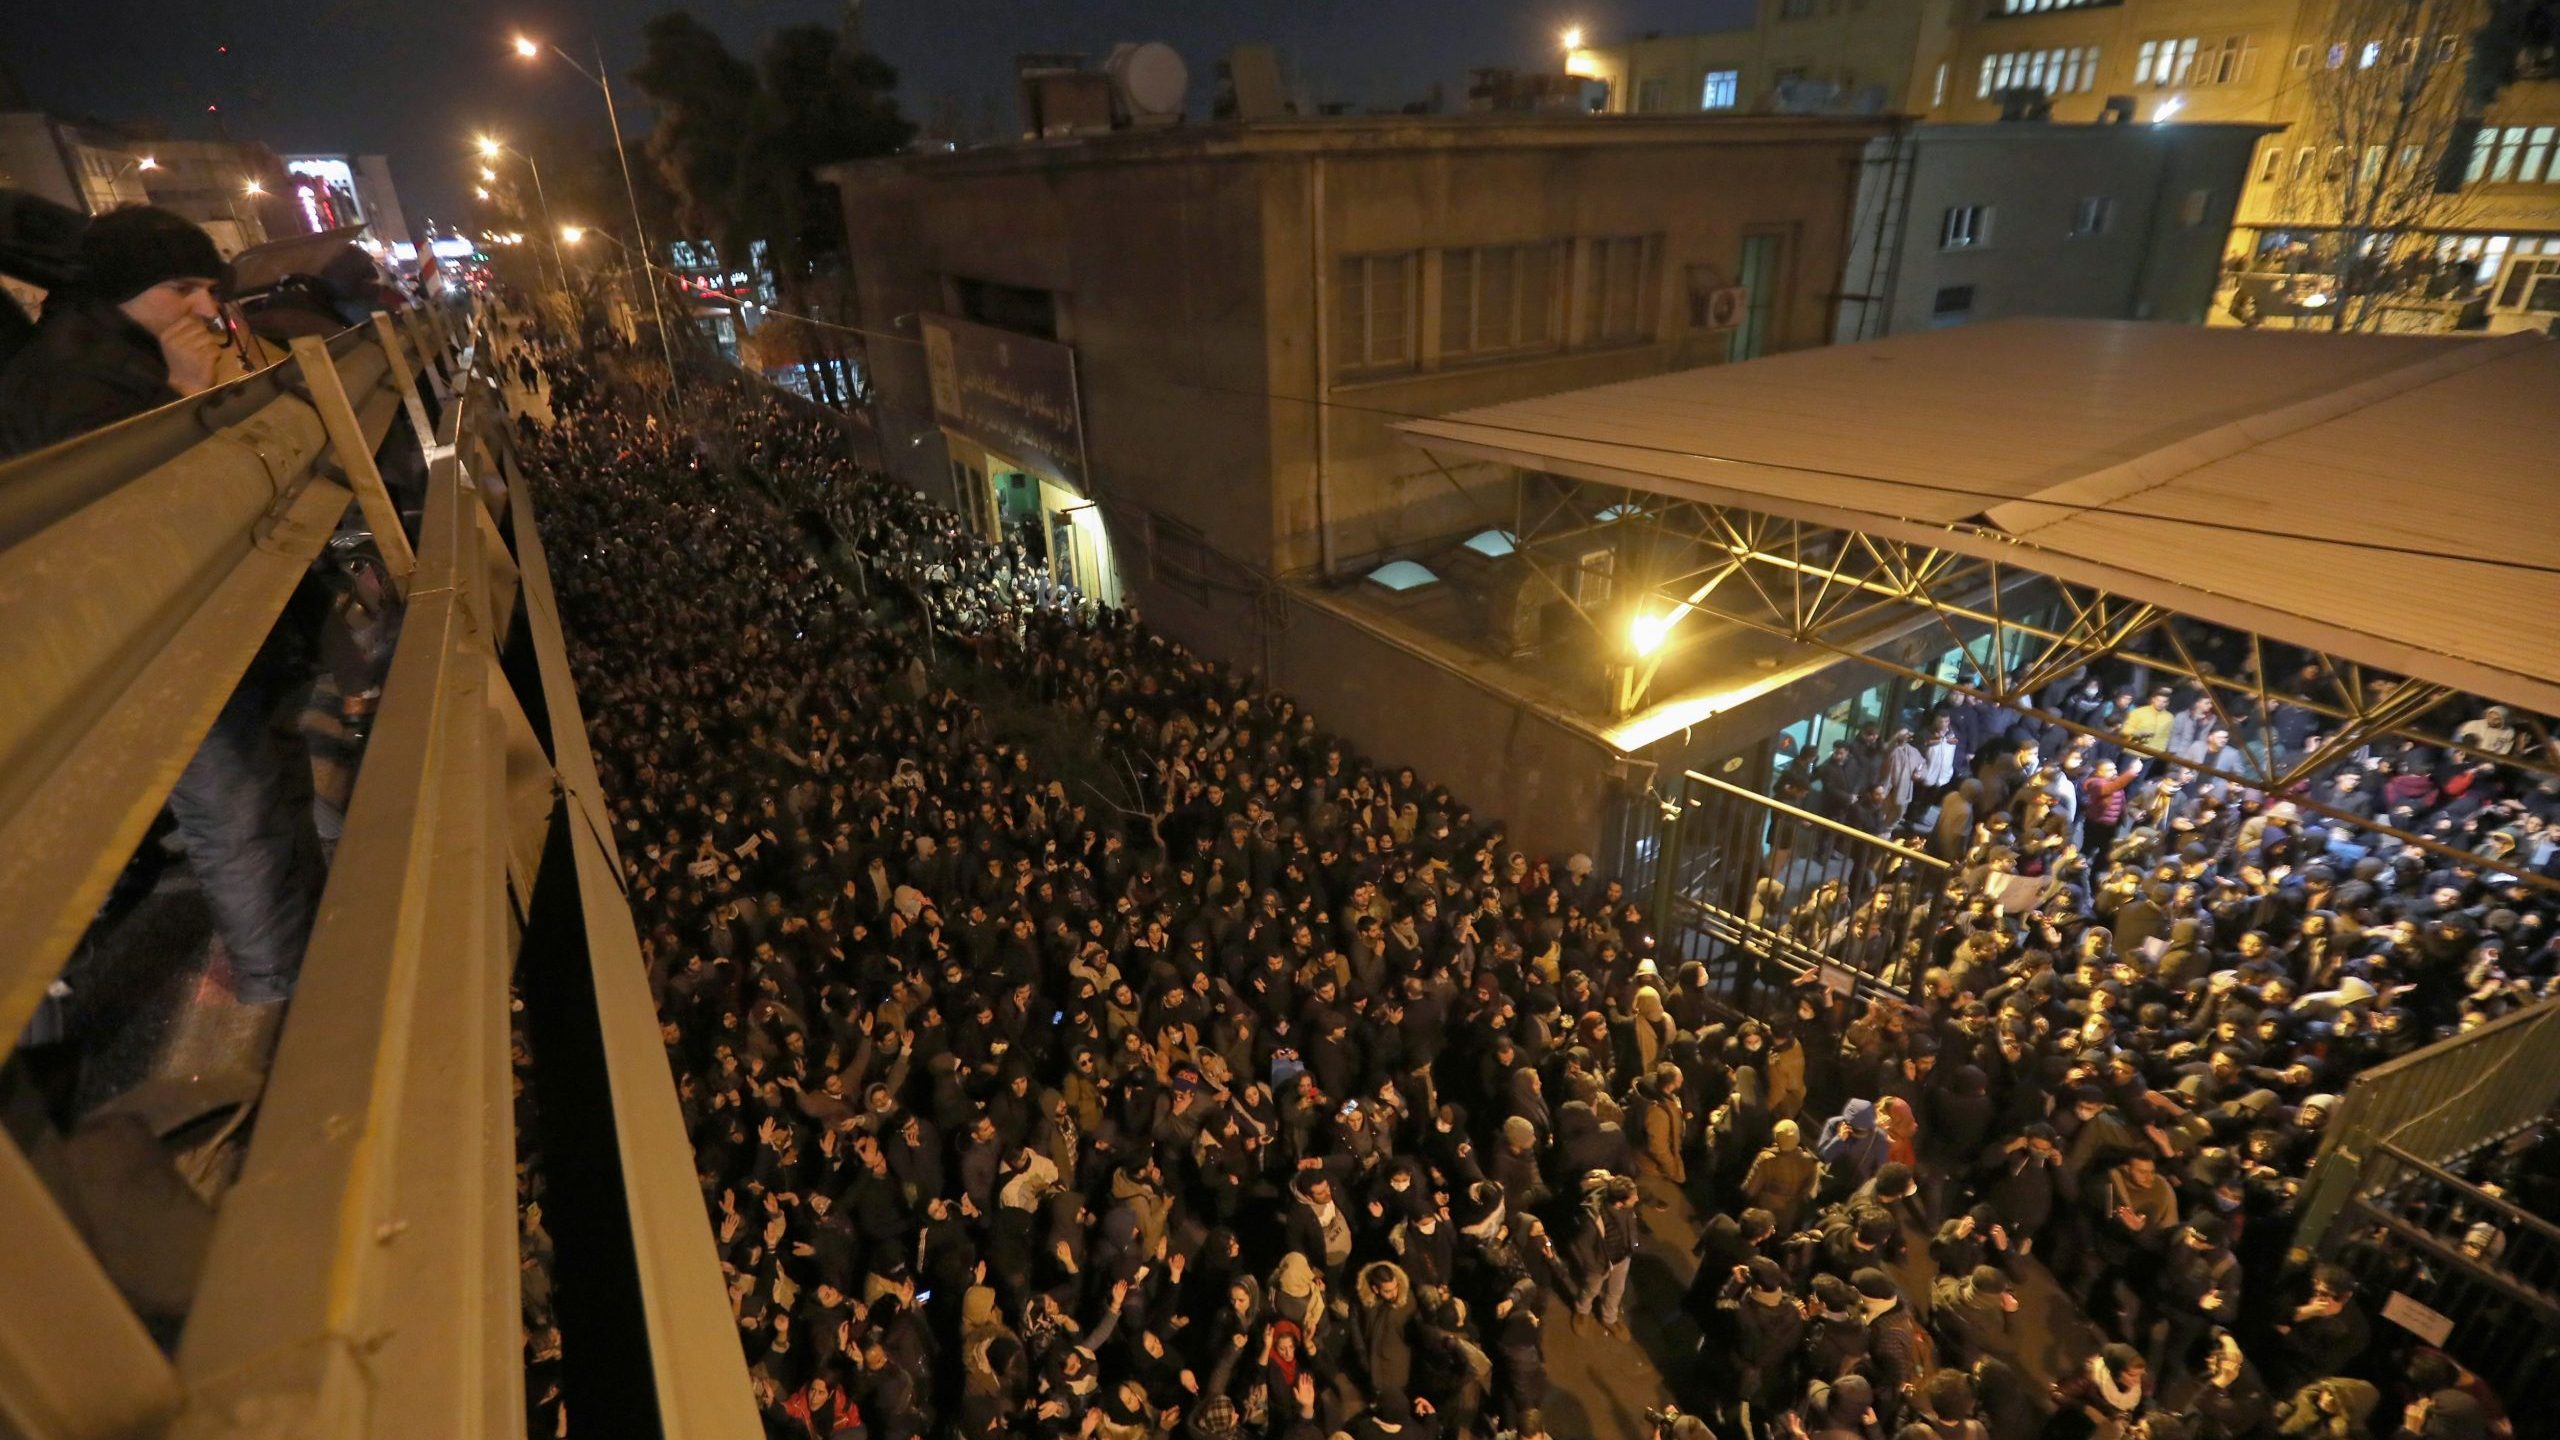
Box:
[1107, 42, 1190, 118]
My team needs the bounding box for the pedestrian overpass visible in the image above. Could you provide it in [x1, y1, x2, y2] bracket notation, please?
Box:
[0, 303, 758, 1438]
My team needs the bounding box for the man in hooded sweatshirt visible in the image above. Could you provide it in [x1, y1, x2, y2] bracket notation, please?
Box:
[1816, 1098, 1893, 1202]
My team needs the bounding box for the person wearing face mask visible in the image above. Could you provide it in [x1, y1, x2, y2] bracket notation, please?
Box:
[1, 204, 245, 455]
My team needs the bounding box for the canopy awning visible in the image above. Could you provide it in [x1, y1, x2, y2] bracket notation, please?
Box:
[1397, 319, 2560, 716]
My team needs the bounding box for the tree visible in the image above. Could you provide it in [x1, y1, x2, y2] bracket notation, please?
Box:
[629, 11, 761, 258]
[628, 10, 915, 401]
[753, 23, 915, 283]
[2278, 0, 2481, 330]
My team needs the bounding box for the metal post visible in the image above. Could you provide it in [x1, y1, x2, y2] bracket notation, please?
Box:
[595, 38, 681, 402]
[521, 151, 570, 300]
[374, 313, 437, 444]
[292, 336, 418, 596]
[0, 1139, 180, 1440]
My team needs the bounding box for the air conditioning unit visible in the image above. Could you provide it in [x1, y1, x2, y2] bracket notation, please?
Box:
[1704, 285, 1747, 330]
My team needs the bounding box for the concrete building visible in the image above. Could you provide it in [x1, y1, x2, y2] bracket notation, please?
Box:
[1836, 120, 2273, 339]
[0, 112, 153, 215]
[828, 113, 1889, 848]
[1577, 1, 2560, 327]
[283, 153, 418, 261]
[1571, 0, 1958, 117]
[140, 139, 289, 257]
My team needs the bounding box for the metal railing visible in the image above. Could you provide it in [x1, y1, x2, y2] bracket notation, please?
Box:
[2323, 1141, 2560, 1416]
[0, 304, 756, 1439]
[1654, 768, 1950, 1003]
[2295, 997, 2560, 1251]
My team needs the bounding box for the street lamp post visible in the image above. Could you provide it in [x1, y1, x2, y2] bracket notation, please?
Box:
[513, 32, 681, 401]
[478, 136, 571, 298]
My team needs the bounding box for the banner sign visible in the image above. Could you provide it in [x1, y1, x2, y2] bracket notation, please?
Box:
[921, 313, 1086, 490]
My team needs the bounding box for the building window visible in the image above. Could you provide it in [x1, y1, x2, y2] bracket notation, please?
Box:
[2256, 145, 2284, 183]
[1702, 69, 1740, 109]
[2070, 196, 2114, 237]
[1334, 252, 1416, 375]
[1932, 285, 1976, 316]
[2358, 41, 2382, 69]
[2467, 126, 2560, 185]
[1941, 204, 1993, 250]
[1439, 243, 1564, 360]
[2293, 44, 2314, 70]
[2135, 33, 2260, 87]
[1996, 0, 2107, 11]
[1731, 230, 1786, 362]
[1978, 46, 2101, 98]
[2295, 146, 2317, 183]
[1636, 77, 1671, 112]
[1575, 547, 1617, 604]
[1583, 235, 1659, 346]
[2181, 189, 2213, 227]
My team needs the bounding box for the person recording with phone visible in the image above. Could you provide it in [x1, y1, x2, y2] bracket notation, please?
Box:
[0, 204, 247, 457]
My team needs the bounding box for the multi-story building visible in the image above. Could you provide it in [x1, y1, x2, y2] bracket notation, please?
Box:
[1836, 119, 2274, 338]
[141, 139, 291, 256]
[1581, 1, 2560, 328]
[0, 112, 153, 216]
[826, 113, 1890, 846]
[283, 153, 419, 262]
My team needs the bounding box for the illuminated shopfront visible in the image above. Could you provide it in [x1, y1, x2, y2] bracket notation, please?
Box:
[923, 313, 1120, 606]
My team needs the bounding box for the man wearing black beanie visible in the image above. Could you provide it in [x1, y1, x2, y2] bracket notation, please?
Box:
[0, 204, 320, 1032]
[0, 204, 241, 457]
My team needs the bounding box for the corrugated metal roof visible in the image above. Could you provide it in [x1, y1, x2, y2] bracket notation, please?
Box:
[1397, 319, 2560, 713]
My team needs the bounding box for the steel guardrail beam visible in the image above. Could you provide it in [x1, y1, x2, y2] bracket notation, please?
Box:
[173, 346, 529, 1440]
[497, 372, 763, 1440]
[0, 331, 403, 1053]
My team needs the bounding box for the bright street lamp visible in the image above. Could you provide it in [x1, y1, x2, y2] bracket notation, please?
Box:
[242, 179, 264, 195]
[476, 187, 492, 200]
[560, 224, 586, 244]
[512, 28, 681, 399]
[1561, 25, 1584, 51]
[480, 166, 498, 182]
[137, 156, 159, 171]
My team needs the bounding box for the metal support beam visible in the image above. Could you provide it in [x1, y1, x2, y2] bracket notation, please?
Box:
[373, 313, 436, 446]
[292, 336, 418, 595]
[0, 1138, 178, 1440]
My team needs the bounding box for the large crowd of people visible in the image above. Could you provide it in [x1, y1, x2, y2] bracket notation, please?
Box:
[504, 316, 2546, 1440]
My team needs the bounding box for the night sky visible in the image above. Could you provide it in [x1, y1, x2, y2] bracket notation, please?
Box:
[13, 0, 1752, 236]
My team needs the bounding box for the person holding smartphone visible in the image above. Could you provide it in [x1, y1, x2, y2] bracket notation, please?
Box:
[1, 204, 245, 456]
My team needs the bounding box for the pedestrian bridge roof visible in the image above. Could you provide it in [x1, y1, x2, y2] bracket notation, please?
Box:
[1396, 319, 2560, 716]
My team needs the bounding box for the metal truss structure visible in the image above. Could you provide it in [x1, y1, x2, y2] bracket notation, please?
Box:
[1494, 475, 2560, 896]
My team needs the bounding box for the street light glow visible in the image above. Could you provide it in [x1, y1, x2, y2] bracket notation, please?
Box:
[1561, 25, 1584, 51]
[1630, 610, 1675, 657]
[480, 166, 498, 182]
[137, 156, 159, 171]
[242, 179, 264, 195]
[560, 225, 586, 243]
[477, 135, 502, 158]
[513, 35, 541, 58]
[476, 187, 492, 200]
